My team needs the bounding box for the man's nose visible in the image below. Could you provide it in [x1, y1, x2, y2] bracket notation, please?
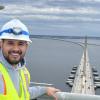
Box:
[12, 45, 20, 51]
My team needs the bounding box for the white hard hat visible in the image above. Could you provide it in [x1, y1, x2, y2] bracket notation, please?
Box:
[0, 19, 32, 43]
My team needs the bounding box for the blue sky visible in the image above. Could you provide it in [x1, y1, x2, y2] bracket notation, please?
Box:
[0, 0, 100, 36]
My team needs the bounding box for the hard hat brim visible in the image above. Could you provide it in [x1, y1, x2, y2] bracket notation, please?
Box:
[0, 33, 32, 43]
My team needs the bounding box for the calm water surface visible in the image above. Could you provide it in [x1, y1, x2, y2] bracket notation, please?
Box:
[26, 38, 100, 94]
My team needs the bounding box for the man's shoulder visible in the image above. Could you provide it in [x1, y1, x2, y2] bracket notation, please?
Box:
[22, 66, 29, 74]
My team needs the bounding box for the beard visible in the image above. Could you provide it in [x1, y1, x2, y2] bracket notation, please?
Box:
[3, 50, 24, 65]
[6, 58, 21, 65]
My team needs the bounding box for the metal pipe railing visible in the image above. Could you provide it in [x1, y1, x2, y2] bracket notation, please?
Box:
[56, 92, 100, 100]
[34, 92, 100, 100]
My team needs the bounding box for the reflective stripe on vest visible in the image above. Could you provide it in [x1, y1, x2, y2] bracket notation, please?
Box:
[2, 74, 6, 95]
[0, 63, 30, 100]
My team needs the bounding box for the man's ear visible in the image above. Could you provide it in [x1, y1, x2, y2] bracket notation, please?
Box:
[0, 40, 3, 48]
[26, 42, 30, 48]
[0, 40, 1, 48]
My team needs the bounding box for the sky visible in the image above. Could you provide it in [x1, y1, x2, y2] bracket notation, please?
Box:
[0, 0, 100, 36]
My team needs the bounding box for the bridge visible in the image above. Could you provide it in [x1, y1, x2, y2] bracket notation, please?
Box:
[32, 37, 100, 100]
[71, 38, 95, 94]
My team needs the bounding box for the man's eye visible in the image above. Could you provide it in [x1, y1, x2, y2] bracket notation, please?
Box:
[7, 41, 14, 45]
[19, 42, 27, 46]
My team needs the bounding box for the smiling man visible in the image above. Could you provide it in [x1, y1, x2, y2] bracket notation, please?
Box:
[0, 19, 60, 100]
[2, 39, 27, 66]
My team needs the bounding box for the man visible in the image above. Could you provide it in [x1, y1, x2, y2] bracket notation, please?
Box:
[0, 19, 60, 100]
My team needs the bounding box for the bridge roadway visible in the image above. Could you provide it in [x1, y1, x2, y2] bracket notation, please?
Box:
[33, 38, 100, 99]
[71, 48, 95, 94]
[33, 47, 100, 100]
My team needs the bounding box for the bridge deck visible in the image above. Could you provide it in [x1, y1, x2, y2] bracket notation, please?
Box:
[71, 49, 95, 94]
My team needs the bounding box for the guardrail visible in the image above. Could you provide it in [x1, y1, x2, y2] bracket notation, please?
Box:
[35, 92, 100, 100]
[30, 82, 53, 86]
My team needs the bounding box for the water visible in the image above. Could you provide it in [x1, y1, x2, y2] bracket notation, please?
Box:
[0, 0, 100, 96]
[25, 38, 100, 94]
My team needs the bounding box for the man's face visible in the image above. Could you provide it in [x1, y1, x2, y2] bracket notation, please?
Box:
[1, 39, 28, 66]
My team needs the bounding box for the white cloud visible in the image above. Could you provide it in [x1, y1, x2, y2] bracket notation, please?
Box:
[1, 4, 100, 15]
[0, 4, 100, 23]
[77, 0, 100, 3]
[1, 13, 100, 23]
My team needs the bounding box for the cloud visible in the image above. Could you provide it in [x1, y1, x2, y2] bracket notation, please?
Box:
[0, 3, 100, 23]
[76, 0, 100, 3]
[1, 4, 100, 15]
[1, 13, 100, 23]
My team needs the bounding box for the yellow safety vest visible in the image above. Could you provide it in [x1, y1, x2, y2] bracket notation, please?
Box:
[0, 63, 30, 100]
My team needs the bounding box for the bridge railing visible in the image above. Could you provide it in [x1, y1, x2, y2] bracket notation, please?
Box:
[34, 92, 100, 100]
